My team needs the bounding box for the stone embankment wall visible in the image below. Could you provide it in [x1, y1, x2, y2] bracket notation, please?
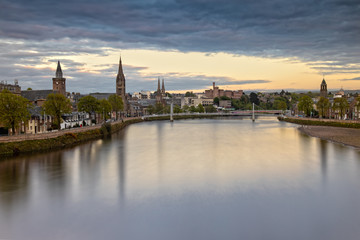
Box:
[0, 117, 140, 143]
[0, 118, 143, 157]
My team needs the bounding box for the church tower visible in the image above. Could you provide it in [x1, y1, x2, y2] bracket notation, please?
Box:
[52, 61, 66, 96]
[320, 78, 327, 98]
[156, 77, 163, 104]
[116, 56, 127, 110]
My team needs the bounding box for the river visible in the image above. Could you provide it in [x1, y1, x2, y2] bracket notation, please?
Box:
[1, 117, 360, 240]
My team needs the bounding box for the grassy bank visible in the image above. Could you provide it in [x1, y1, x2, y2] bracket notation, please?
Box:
[0, 118, 143, 158]
[278, 117, 360, 129]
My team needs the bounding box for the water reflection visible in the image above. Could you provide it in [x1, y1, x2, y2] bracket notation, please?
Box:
[320, 140, 328, 181]
[1, 117, 360, 240]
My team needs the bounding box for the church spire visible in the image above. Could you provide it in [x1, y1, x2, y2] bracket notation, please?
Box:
[157, 77, 161, 93]
[117, 56, 124, 77]
[161, 78, 165, 94]
[116, 55, 126, 104]
[56, 61, 63, 78]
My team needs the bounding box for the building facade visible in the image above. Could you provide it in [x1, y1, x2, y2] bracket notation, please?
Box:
[0, 80, 21, 95]
[205, 82, 243, 99]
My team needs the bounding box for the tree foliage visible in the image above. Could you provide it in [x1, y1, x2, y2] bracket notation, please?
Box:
[197, 104, 205, 113]
[298, 95, 314, 117]
[43, 93, 72, 130]
[108, 94, 123, 120]
[185, 91, 196, 97]
[355, 97, 360, 117]
[0, 90, 31, 135]
[78, 95, 99, 122]
[98, 99, 112, 121]
[316, 97, 330, 118]
[249, 92, 260, 105]
[205, 105, 217, 113]
[273, 99, 287, 111]
[332, 97, 349, 119]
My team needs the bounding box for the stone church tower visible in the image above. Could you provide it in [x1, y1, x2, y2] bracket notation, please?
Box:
[156, 77, 163, 104]
[52, 61, 66, 95]
[116, 56, 127, 110]
[320, 78, 327, 98]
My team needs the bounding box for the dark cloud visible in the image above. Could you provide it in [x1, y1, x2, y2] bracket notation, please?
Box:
[341, 77, 360, 81]
[0, 0, 359, 91]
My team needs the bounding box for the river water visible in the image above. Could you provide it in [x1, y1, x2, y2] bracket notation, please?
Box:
[1, 117, 360, 240]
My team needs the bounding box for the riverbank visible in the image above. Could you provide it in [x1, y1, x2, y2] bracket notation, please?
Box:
[0, 118, 143, 158]
[299, 125, 360, 149]
[278, 117, 360, 149]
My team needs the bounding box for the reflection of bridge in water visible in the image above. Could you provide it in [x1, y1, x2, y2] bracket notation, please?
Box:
[143, 110, 284, 121]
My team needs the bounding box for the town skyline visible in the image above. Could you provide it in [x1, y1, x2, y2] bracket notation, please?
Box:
[0, 0, 359, 93]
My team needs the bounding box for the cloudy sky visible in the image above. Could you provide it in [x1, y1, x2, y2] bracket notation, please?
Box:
[0, 0, 359, 93]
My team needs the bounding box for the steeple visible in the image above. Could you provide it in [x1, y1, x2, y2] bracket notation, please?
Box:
[161, 78, 165, 94]
[117, 56, 124, 77]
[56, 61, 63, 78]
[156, 77, 163, 105]
[320, 77, 327, 98]
[157, 77, 161, 93]
[116, 55, 126, 99]
[53, 61, 66, 95]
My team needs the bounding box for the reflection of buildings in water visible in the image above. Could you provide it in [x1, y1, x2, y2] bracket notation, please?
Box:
[117, 130, 126, 202]
[0, 150, 65, 213]
[319, 140, 328, 180]
[156, 122, 164, 181]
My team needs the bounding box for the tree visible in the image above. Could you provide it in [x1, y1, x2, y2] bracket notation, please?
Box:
[298, 95, 314, 117]
[173, 105, 182, 113]
[43, 93, 72, 130]
[249, 92, 260, 105]
[205, 105, 217, 113]
[108, 94, 123, 120]
[220, 96, 231, 100]
[0, 90, 31, 135]
[213, 97, 219, 105]
[316, 97, 330, 118]
[182, 105, 189, 112]
[355, 97, 360, 119]
[98, 99, 112, 121]
[27, 87, 32, 90]
[189, 106, 197, 112]
[197, 104, 205, 113]
[78, 95, 99, 123]
[332, 97, 349, 119]
[185, 91, 196, 97]
[273, 99, 287, 112]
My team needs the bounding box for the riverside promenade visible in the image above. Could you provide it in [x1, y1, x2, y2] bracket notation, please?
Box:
[0, 117, 140, 143]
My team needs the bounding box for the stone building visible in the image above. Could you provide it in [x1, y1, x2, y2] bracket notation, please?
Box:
[205, 82, 243, 99]
[156, 77, 165, 105]
[52, 61, 66, 96]
[116, 57, 128, 111]
[0, 80, 21, 95]
[320, 78, 327, 98]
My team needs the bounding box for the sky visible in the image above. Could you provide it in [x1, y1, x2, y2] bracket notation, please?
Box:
[0, 0, 359, 94]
